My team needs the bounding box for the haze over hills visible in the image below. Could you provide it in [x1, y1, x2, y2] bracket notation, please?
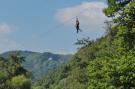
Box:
[0, 50, 72, 78]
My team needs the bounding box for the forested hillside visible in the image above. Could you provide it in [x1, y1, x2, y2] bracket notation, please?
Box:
[1, 51, 72, 78]
[32, 36, 110, 89]
[0, 0, 135, 89]
[32, 0, 135, 89]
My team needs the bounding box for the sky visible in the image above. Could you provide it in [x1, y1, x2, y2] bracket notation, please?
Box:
[0, 0, 107, 54]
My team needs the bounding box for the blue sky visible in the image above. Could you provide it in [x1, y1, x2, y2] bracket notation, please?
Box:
[0, 0, 107, 54]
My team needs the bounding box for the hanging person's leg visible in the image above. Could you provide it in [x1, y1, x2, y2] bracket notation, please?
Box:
[79, 27, 81, 32]
[78, 26, 82, 32]
[77, 28, 79, 33]
[76, 26, 79, 33]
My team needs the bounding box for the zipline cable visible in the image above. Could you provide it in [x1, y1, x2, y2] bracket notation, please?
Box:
[39, 7, 91, 37]
[20, 7, 91, 48]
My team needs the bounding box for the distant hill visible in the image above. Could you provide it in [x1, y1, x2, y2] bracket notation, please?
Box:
[0, 51, 72, 78]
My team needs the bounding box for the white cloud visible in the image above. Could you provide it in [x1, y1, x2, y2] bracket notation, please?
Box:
[0, 23, 11, 34]
[0, 23, 20, 53]
[55, 1, 107, 31]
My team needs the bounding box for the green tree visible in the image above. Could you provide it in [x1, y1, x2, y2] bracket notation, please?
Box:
[7, 75, 31, 89]
[87, 49, 135, 89]
[87, 0, 135, 89]
[0, 53, 31, 89]
[104, 0, 135, 53]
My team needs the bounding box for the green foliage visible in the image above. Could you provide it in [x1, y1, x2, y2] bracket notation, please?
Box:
[87, 49, 135, 89]
[7, 75, 31, 89]
[0, 53, 31, 89]
[104, 0, 135, 52]
[87, 0, 135, 89]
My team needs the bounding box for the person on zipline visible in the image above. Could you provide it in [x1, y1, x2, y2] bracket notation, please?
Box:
[76, 18, 81, 33]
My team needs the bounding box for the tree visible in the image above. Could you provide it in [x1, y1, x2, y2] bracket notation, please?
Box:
[104, 0, 135, 53]
[0, 53, 31, 89]
[87, 0, 135, 88]
[87, 49, 135, 89]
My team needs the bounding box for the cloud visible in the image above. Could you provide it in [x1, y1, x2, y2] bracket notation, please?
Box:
[0, 22, 20, 53]
[55, 1, 107, 31]
[0, 23, 11, 34]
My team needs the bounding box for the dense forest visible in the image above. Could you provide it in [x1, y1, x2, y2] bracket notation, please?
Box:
[0, 0, 135, 89]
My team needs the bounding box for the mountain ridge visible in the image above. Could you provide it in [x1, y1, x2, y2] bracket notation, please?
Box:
[0, 50, 72, 78]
